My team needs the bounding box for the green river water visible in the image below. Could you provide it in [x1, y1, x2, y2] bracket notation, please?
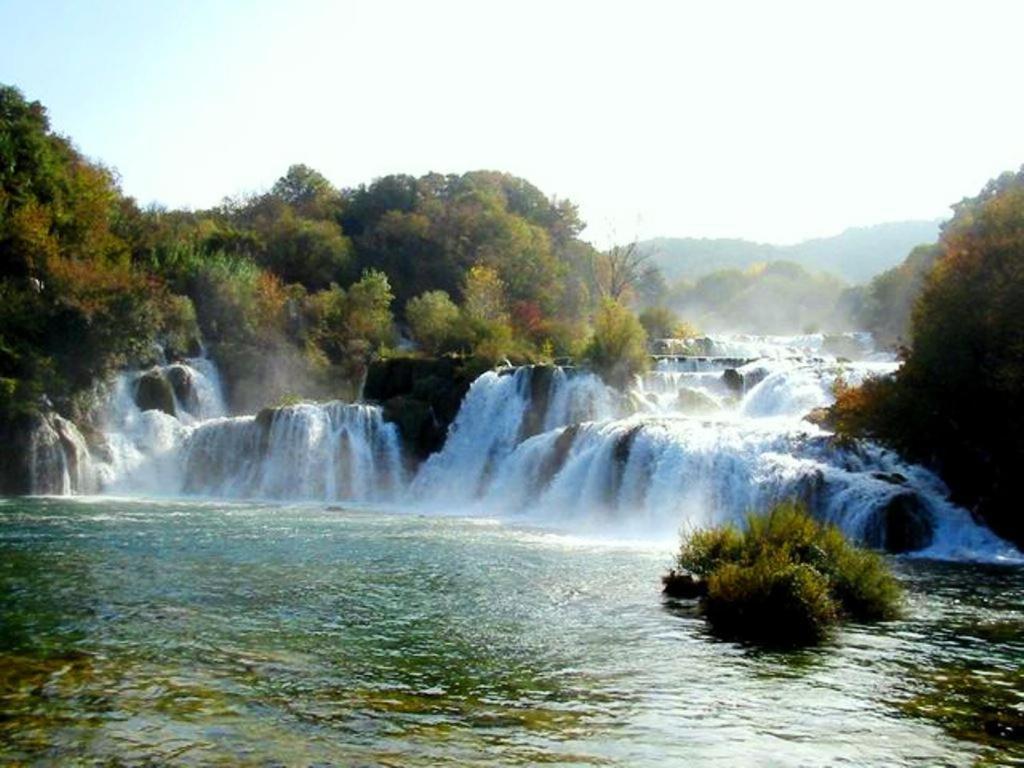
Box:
[1, 497, 1021, 766]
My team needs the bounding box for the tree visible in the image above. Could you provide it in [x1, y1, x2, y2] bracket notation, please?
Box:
[583, 299, 649, 388]
[833, 166, 1024, 547]
[462, 264, 508, 324]
[261, 213, 353, 290]
[858, 244, 942, 346]
[406, 290, 459, 353]
[596, 241, 653, 302]
[343, 268, 395, 347]
[271, 164, 338, 217]
[639, 306, 696, 340]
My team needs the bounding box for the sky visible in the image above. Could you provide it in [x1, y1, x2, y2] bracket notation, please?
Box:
[2, 0, 1023, 247]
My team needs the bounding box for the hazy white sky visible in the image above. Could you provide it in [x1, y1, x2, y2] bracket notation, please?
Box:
[2, 0, 1022, 245]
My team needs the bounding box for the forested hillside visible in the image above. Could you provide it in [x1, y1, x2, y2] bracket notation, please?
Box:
[0, 85, 654, 417]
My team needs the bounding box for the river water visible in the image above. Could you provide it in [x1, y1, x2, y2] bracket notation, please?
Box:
[6, 335, 1023, 764]
[1, 497, 1021, 766]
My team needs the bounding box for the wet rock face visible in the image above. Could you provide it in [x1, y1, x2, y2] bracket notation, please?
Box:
[518, 365, 557, 442]
[134, 369, 176, 417]
[722, 368, 744, 395]
[0, 414, 36, 494]
[364, 357, 481, 460]
[165, 365, 198, 417]
[864, 492, 935, 553]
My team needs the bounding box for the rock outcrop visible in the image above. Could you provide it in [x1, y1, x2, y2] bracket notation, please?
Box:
[363, 356, 489, 459]
[134, 369, 176, 417]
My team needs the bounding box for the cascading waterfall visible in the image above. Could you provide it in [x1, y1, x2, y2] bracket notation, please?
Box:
[93, 358, 222, 491]
[87, 356, 403, 502]
[181, 403, 404, 501]
[28, 336, 1020, 561]
[407, 341, 1017, 561]
[409, 366, 624, 503]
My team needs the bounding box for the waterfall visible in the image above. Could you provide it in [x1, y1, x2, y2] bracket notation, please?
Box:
[181, 403, 404, 501]
[28, 413, 95, 495]
[406, 340, 1017, 561]
[85, 356, 402, 502]
[92, 357, 223, 492]
[23, 335, 1019, 562]
[409, 366, 623, 503]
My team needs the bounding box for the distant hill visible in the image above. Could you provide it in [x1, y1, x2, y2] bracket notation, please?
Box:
[642, 220, 943, 284]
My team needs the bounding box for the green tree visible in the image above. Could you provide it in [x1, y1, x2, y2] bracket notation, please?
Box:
[261, 212, 353, 290]
[583, 299, 649, 388]
[271, 164, 339, 218]
[343, 268, 395, 347]
[462, 264, 508, 324]
[406, 290, 460, 353]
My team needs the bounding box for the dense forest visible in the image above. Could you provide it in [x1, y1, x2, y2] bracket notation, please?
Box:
[0, 84, 658, 417]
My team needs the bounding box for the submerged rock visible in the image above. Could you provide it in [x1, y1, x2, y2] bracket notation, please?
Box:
[134, 369, 176, 417]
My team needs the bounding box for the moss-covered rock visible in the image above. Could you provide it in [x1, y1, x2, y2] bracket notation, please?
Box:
[134, 369, 176, 416]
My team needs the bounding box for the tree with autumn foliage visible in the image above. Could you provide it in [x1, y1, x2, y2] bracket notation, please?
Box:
[0, 85, 168, 417]
[832, 167, 1024, 547]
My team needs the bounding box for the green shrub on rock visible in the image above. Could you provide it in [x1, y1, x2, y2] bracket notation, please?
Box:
[664, 502, 903, 647]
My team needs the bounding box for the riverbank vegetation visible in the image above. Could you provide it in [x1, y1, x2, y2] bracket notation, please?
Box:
[664, 503, 903, 647]
[830, 169, 1024, 548]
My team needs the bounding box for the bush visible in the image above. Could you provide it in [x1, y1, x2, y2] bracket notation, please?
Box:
[705, 556, 838, 646]
[666, 502, 902, 647]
